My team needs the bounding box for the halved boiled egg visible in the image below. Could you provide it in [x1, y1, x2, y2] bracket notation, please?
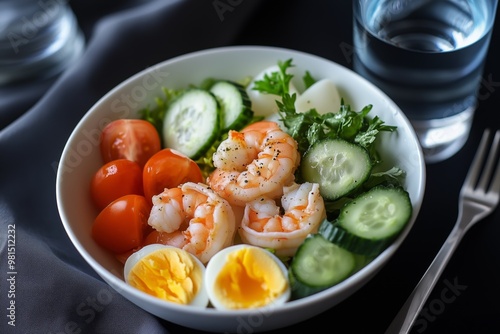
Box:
[124, 244, 209, 308]
[295, 78, 341, 114]
[246, 65, 300, 117]
[205, 244, 291, 310]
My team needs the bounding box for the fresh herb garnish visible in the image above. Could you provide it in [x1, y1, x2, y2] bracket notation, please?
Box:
[252, 59, 397, 161]
[252, 59, 295, 96]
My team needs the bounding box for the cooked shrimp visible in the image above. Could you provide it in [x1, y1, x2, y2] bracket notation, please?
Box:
[239, 182, 326, 257]
[147, 182, 236, 264]
[207, 121, 300, 207]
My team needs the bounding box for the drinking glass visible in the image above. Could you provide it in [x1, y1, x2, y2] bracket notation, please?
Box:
[0, 0, 85, 85]
[353, 0, 498, 163]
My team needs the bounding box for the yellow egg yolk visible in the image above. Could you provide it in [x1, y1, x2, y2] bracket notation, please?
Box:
[214, 247, 287, 309]
[127, 248, 202, 305]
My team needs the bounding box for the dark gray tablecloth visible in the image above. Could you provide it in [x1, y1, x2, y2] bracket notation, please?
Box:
[1, 1, 499, 333]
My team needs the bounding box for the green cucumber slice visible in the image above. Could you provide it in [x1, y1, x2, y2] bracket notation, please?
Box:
[209, 80, 253, 131]
[289, 234, 355, 298]
[319, 186, 412, 256]
[301, 138, 372, 200]
[162, 89, 220, 160]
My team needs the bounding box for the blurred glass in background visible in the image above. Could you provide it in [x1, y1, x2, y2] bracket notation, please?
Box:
[0, 0, 84, 86]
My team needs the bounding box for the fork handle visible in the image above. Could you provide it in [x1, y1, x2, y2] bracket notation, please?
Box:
[384, 206, 483, 334]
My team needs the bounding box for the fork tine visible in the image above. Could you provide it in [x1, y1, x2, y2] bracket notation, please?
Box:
[462, 129, 492, 192]
[476, 129, 500, 192]
[485, 130, 500, 194]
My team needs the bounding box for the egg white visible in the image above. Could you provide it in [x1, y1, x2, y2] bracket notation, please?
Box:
[124, 244, 209, 308]
[205, 244, 291, 310]
[246, 65, 300, 117]
[295, 78, 341, 114]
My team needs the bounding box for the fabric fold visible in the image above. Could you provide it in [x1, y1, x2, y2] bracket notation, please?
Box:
[0, 0, 264, 333]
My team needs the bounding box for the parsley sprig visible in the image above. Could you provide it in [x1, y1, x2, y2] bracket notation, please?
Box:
[252, 59, 397, 163]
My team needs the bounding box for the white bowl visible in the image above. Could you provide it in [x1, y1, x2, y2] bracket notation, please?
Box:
[56, 46, 426, 333]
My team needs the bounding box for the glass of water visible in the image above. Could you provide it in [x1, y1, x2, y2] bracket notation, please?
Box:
[0, 0, 85, 86]
[353, 0, 498, 163]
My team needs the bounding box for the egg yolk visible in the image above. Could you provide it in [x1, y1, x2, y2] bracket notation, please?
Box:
[127, 248, 202, 305]
[214, 247, 287, 309]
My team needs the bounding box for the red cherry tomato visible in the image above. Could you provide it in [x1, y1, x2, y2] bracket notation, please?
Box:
[143, 148, 204, 203]
[92, 194, 151, 254]
[90, 159, 143, 210]
[143, 230, 180, 246]
[100, 119, 161, 168]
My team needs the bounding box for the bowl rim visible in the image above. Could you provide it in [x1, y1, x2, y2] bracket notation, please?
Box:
[56, 45, 426, 321]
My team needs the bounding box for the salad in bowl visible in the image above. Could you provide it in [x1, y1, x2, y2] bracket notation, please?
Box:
[56, 46, 425, 333]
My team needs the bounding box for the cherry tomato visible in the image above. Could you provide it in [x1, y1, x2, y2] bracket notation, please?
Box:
[143, 230, 180, 246]
[90, 159, 143, 210]
[143, 148, 204, 203]
[92, 194, 151, 254]
[100, 119, 161, 168]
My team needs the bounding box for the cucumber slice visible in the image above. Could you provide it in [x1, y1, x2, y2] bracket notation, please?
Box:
[318, 219, 389, 257]
[209, 80, 253, 131]
[162, 89, 220, 160]
[321, 186, 412, 256]
[301, 138, 372, 200]
[289, 234, 355, 298]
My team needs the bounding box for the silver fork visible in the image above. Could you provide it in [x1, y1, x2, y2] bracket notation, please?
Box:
[385, 128, 500, 334]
